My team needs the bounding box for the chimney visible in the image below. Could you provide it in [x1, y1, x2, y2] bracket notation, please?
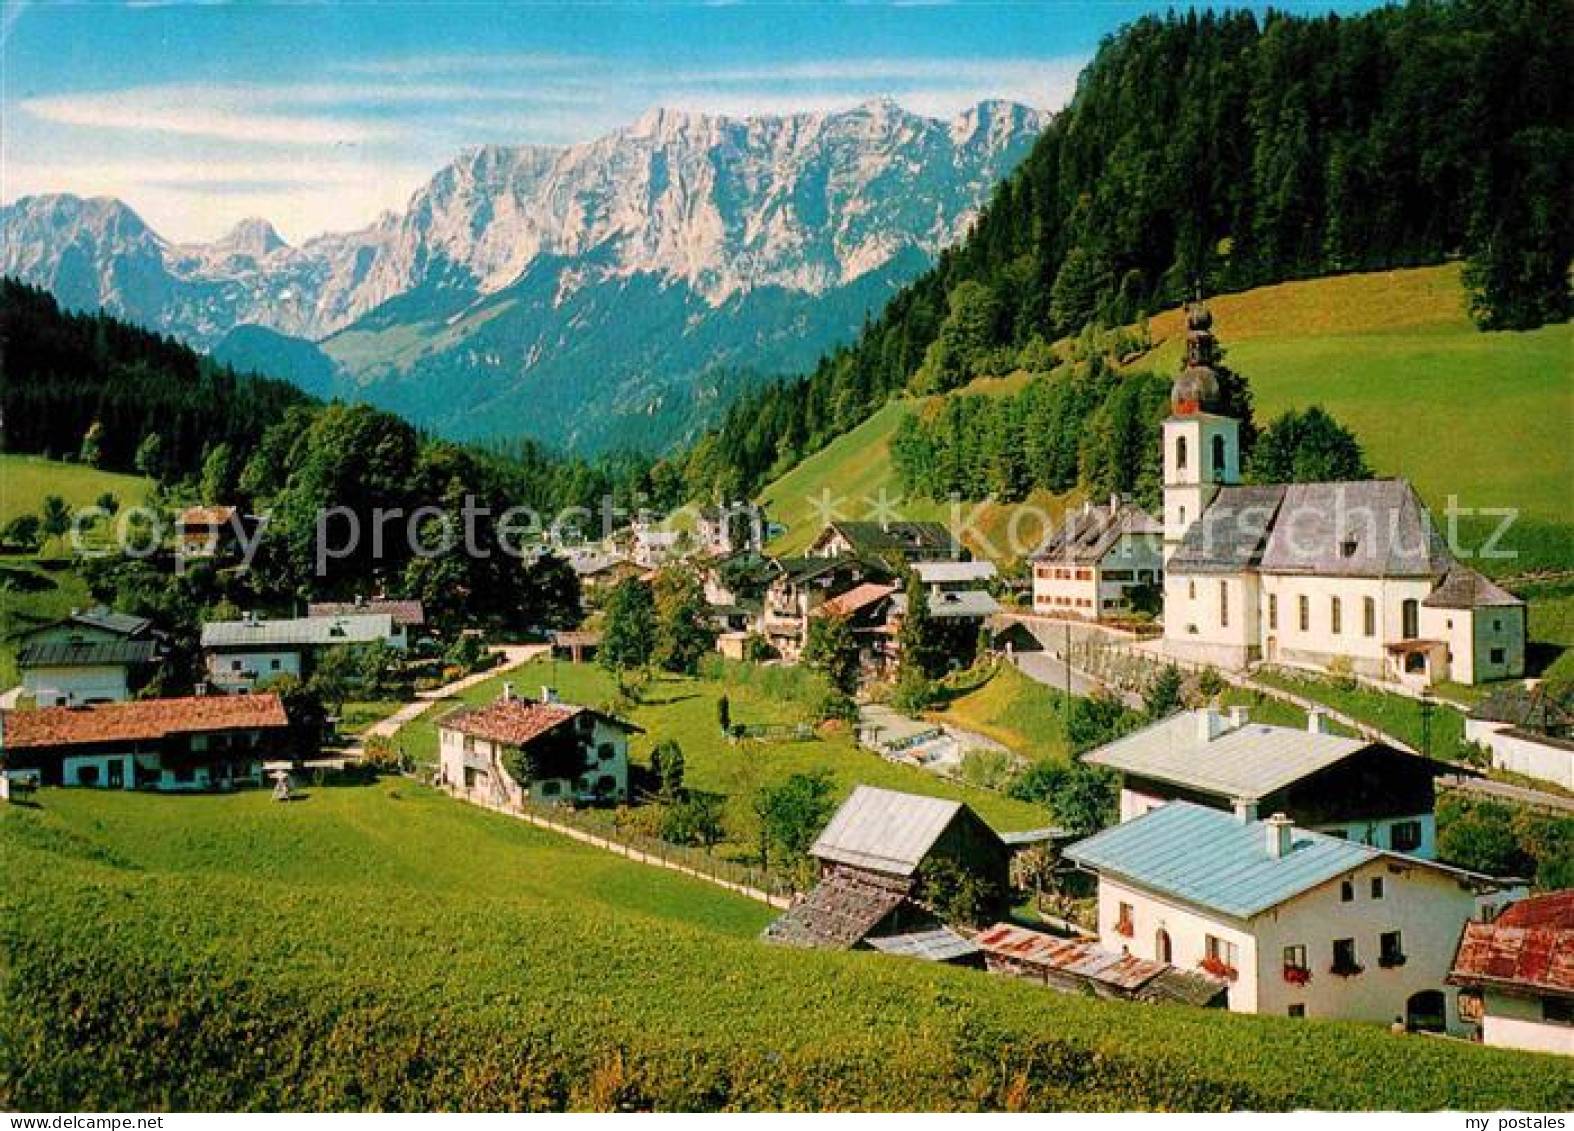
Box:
[1232, 797, 1258, 823]
[501, 682, 514, 703]
[1195, 707, 1229, 743]
[1307, 709, 1332, 735]
[1228, 705, 1249, 730]
[1264, 812, 1294, 859]
[541, 685, 557, 704]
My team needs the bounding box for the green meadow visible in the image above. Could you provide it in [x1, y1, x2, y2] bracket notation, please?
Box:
[0, 453, 151, 524]
[4, 782, 1570, 1111]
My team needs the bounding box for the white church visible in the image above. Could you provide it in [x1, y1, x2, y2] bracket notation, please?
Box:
[1160, 303, 1525, 688]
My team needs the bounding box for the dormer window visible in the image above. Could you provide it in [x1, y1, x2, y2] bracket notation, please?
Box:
[1339, 538, 1358, 559]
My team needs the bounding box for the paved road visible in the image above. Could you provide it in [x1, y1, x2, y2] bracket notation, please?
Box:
[1012, 651, 1144, 710]
[1441, 773, 1574, 815]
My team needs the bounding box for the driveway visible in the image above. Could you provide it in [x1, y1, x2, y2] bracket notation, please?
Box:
[358, 643, 551, 744]
[1012, 651, 1143, 710]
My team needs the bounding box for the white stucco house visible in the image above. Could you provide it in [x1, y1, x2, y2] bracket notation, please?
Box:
[16, 606, 161, 707]
[1032, 496, 1162, 620]
[1159, 301, 1525, 687]
[1448, 890, 1573, 1056]
[1083, 706, 1445, 859]
[200, 612, 405, 692]
[1065, 801, 1520, 1033]
[437, 686, 639, 806]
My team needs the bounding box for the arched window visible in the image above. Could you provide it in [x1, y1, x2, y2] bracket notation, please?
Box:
[1156, 929, 1173, 964]
[1176, 435, 1189, 471]
[1212, 434, 1227, 474]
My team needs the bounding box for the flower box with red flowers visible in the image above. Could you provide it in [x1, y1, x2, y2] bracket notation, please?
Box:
[1282, 964, 1313, 986]
[1199, 956, 1238, 981]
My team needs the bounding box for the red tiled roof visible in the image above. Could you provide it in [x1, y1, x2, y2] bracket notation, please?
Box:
[308, 599, 426, 627]
[815, 582, 896, 620]
[177, 506, 237, 527]
[1449, 891, 1574, 996]
[2, 694, 288, 750]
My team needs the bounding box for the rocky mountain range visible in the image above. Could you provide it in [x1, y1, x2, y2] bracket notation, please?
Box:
[1, 98, 1043, 452]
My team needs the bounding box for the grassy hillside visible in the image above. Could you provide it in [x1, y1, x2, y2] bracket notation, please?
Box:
[0, 453, 150, 524]
[395, 657, 1050, 833]
[760, 265, 1571, 572]
[4, 782, 1569, 1111]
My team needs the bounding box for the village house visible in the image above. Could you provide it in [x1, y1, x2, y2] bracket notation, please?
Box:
[0, 693, 289, 791]
[437, 686, 639, 807]
[701, 552, 775, 634]
[14, 606, 162, 706]
[174, 505, 253, 558]
[1065, 801, 1519, 1033]
[200, 612, 406, 693]
[695, 502, 768, 557]
[811, 581, 899, 678]
[761, 556, 889, 662]
[1082, 706, 1445, 859]
[807, 520, 961, 565]
[1448, 890, 1573, 1056]
[1031, 497, 1163, 620]
[1464, 685, 1574, 791]
[1160, 301, 1525, 687]
[308, 598, 427, 638]
[763, 786, 1008, 953]
[911, 559, 998, 594]
[889, 586, 1000, 658]
[569, 550, 645, 595]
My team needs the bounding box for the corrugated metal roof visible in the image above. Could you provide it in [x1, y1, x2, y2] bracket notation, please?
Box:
[18, 639, 159, 668]
[812, 785, 965, 877]
[1082, 710, 1370, 801]
[978, 922, 1170, 990]
[911, 561, 998, 584]
[865, 927, 980, 962]
[1064, 802, 1378, 920]
[890, 590, 1000, 619]
[201, 613, 394, 648]
[1449, 891, 1574, 996]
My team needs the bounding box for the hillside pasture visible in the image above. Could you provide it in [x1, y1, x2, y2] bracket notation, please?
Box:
[3, 782, 1570, 1111]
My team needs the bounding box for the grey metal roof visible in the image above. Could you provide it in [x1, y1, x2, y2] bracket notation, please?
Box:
[68, 606, 154, 637]
[890, 590, 1000, 619]
[811, 785, 966, 877]
[1423, 564, 1524, 609]
[1082, 710, 1371, 801]
[999, 827, 1073, 846]
[201, 613, 395, 648]
[1032, 500, 1161, 565]
[18, 639, 159, 668]
[1065, 802, 1378, 920]
[1258, 479, 1454, 578]
[865, 927, 981, 962]
[1168, 485, 1285, 574]
[911, 560, 998, 584]
[817, 521, 959, 557]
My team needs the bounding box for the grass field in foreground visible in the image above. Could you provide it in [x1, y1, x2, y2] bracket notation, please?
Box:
[3, 783, 1569, 1111]
[395, 658, 1050, 833]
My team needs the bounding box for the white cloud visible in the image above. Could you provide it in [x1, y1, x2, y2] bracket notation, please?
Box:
[22, 86, 401, 146]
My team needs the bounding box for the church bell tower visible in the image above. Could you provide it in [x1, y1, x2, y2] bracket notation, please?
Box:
[1162, 299, 1239, 562]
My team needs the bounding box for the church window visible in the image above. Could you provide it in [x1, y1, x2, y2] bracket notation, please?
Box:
[1268, 594, 1278, 630]
[1211, 434, 1226, 474]
[1219, 581, 1229, 628]
[1331, 597, 1342, 635]
[1363, 597, 1376, 637]
[1176, 436, 1188, 470]
[1298, 595, 1310, 632]
[1402, 599, 1419, 639]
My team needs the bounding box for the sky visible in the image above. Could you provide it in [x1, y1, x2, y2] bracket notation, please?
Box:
[1, 1, 1374, 245]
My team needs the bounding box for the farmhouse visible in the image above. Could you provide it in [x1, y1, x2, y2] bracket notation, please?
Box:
[14, 605, 161, 706]
[201, 612, 406, 692]
[807, 521, 960, 564]
[812, 581, 898, 676]
[1065, 801, 1519, 1033]
[569, 551, 645, 594]
[763, 786, 1008, 951]
[1448, 890, 1574, 1056]
[437, 687, 639, 806]
[761, 556, 888, 662]
[1083, 706, 1444, 858]
[308, 598, 426, 633]
[1160, 301, 1525, 687]
[1031, 497, 1162, 620]
[695, 502, 767, 557]
[174, 505, 251, 558]
[0, 693, 289, 790]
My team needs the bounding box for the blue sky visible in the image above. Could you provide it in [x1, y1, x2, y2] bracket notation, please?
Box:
[2, 1, 1374, 243]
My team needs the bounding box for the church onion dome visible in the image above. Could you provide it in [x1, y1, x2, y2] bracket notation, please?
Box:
[1172, 364, 1222, 414]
